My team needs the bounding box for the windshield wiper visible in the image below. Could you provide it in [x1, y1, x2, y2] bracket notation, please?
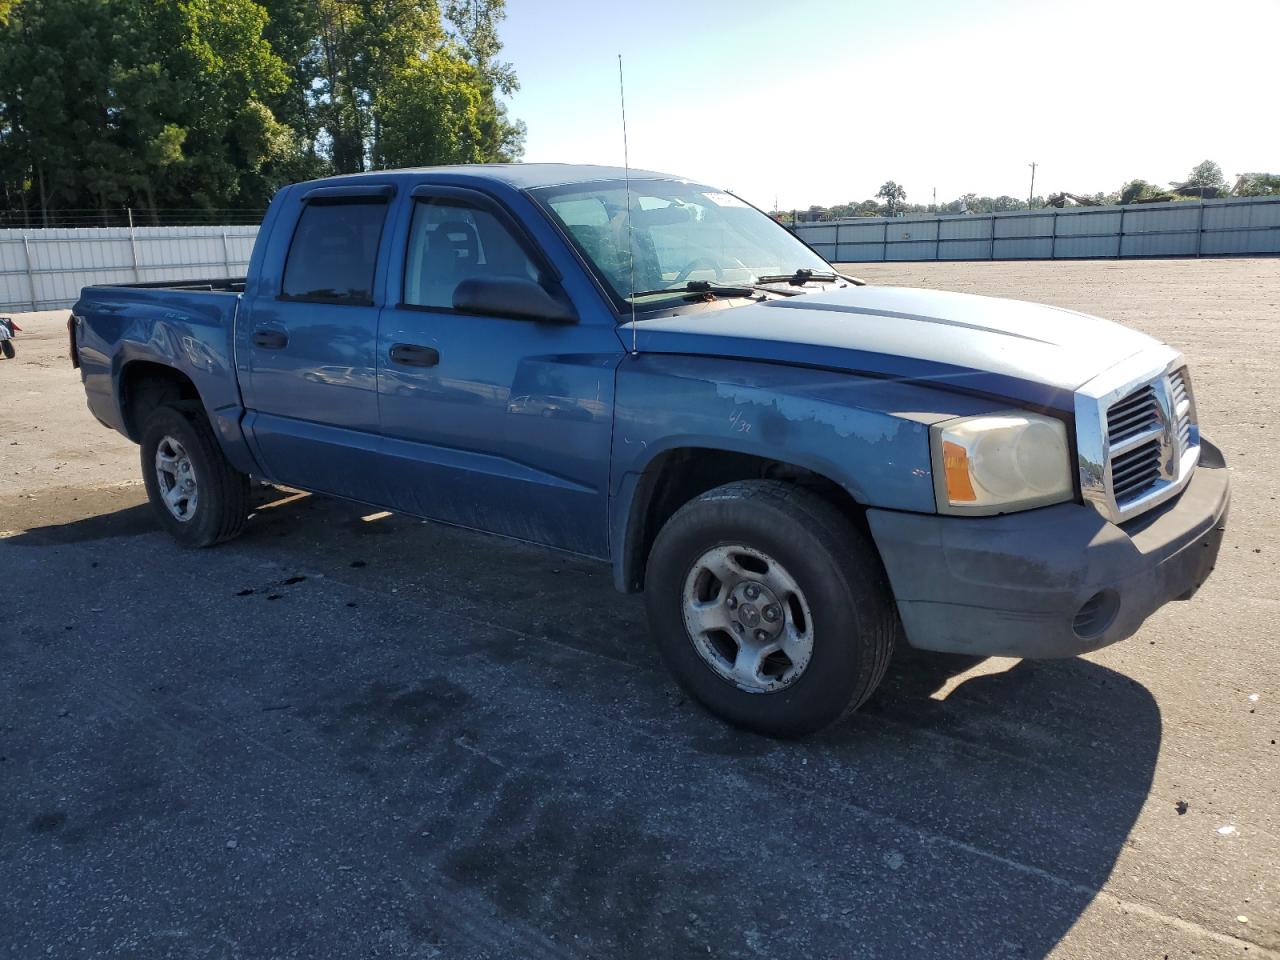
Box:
[627, 280, 761, 301]
[753, 268, 841, 286]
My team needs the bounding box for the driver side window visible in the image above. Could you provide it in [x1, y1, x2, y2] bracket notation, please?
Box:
[403, 201, 540, 310]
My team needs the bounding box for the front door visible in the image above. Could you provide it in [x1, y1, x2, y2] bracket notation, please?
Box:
[376, 186, 621, 557]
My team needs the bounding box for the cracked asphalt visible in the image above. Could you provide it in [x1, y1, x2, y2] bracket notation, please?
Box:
[1, 258, 1277, 959]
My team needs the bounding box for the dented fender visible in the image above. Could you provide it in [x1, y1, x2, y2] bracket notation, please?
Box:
[74, 286, 259, 475]
[607, 353, 1003, 589]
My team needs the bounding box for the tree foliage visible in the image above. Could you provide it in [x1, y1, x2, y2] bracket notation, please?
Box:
[1120, 179, 1155, 204]
[875, 180, 906, 216]
[1182, 159, 1226, 190]
[0, 0, 523, 221]
[1234, 172, 1280, 197]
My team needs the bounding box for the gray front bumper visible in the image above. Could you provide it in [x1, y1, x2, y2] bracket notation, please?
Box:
[866, 440, 1230, 659]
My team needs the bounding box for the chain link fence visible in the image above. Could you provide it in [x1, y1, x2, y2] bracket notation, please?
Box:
[0, 208, 266, 230]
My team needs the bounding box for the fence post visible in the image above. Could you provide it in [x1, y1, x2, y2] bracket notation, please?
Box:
[1117, 207, 1125, 259]
[20, 234, 37, 311]
[221, 231, 232, 276]
[1050, 209, 1058, 259]
[1195, 198, 1205, 258]
[127, 208, 141, 282]
[988, 215, 995, 260]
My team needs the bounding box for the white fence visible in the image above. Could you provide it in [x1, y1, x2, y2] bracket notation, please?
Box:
[794, 196, 1280, 263]
[0, 225, 259, 312]
[5, 197, 1278, 311]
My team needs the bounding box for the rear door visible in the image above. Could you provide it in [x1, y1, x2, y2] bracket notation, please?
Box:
[375, 184, 622, 557]
[238, 183, 396, 500]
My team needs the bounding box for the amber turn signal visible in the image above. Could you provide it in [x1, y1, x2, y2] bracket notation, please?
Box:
[942, 440, 978, 503]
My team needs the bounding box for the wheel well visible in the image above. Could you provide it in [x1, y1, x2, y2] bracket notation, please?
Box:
[622, 448, 866, 592]
[119, 362, 202, 441]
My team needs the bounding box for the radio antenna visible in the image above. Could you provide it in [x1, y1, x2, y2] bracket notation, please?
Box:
[618, 54, 637, 354]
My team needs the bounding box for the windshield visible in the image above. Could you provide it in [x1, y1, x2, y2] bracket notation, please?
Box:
[530, 180, 832, 311]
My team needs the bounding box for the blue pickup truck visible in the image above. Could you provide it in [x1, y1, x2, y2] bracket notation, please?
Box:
[72, 164, 1229, 734]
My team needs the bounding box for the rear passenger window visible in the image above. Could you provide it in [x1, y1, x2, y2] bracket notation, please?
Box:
[281, 201, 388, 304]
[403, 201, 540, 310]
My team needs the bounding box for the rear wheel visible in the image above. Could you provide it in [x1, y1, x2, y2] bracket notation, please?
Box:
[0, 338, 13, 359]
[644, 480, 897, 736]
[140, 405, 250, 547]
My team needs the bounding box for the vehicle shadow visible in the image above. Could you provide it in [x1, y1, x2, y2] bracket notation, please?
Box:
[2, 491, 1161, 959]
[3, 484, 302, 547]
[4, 502, 156, 545]
[655, 642, 1162, 958]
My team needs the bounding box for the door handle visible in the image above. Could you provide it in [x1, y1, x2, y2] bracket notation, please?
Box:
[252, 328, 289, 349]
[389, 343, 440, 367]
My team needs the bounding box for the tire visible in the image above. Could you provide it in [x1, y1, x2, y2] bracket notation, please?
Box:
[644, 480, 897, 736]
[0, 339, 13, 359]
[139, 404, 250, 547]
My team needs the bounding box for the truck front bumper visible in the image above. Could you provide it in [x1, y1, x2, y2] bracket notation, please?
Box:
[866, 439, 1230, 659]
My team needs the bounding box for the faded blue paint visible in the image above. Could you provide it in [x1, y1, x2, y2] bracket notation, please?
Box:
[74, 285, 259, 476]
[605, 353, 1006, 585]
[629, 284, 1158, 411]
[72, 163, 1167, 587]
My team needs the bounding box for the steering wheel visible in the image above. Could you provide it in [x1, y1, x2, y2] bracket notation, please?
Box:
[673, 257, 723, 284]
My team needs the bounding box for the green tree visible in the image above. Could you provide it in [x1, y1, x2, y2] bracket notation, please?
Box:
[377, 48, 487, 166]
[1183, 159, 1226, 191]
[0, 0, 526, 219]
[256, 0, 323, 148]
[444, 0, 524, 161]
[119, 0, 300, 211]
[990, 195, 1026, 212]
[0, 0, 304, 219]
[876, 180, 906, 217]
[1119, 179, 1157, 205]
[0, 0, 122, 221]
[1234, 172, 1280, 197]
[300, 0, 523, 173]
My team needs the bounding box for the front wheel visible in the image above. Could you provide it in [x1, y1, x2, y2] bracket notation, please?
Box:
[140, 405, 250, 547]
[0, 338, 13, 359]
[644, 480, 897, 736]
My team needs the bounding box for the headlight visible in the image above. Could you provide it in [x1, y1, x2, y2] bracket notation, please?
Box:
[930, 412, 1073, 515]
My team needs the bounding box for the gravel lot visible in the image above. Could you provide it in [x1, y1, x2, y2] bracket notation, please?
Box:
[1, 258, 1276, 959]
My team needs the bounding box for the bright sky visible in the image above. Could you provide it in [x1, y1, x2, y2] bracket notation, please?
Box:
[502, 0, 1279, 211]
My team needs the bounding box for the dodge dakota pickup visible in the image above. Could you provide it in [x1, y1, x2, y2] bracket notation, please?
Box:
[72, 164, 1229, 735]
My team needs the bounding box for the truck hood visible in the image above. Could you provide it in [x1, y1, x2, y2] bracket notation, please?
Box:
[630, 285, 1160, 409]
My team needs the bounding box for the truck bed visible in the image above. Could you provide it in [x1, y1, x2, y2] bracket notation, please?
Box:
[74, 280, 245, 443]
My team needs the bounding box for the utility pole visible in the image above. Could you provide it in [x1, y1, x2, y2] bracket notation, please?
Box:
[1028, 162, 1038, 209]
[932, 186, 937, 212]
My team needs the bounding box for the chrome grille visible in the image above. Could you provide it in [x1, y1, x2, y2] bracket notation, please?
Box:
[1106, 384, 1165, 504]
[1169, 367, 1193, 449]
[1079, 354, 1201, 523]
[1110, 437, 1162, 502]
[1106, 385, 1159, 443]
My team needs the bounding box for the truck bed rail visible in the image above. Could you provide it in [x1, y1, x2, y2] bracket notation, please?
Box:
[99, 277, 246, 293]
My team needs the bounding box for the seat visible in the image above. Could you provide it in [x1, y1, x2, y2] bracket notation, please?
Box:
[422, 220, 481, 307]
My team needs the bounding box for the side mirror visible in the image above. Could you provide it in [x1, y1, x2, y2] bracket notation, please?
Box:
[452, 276, 577, 324]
